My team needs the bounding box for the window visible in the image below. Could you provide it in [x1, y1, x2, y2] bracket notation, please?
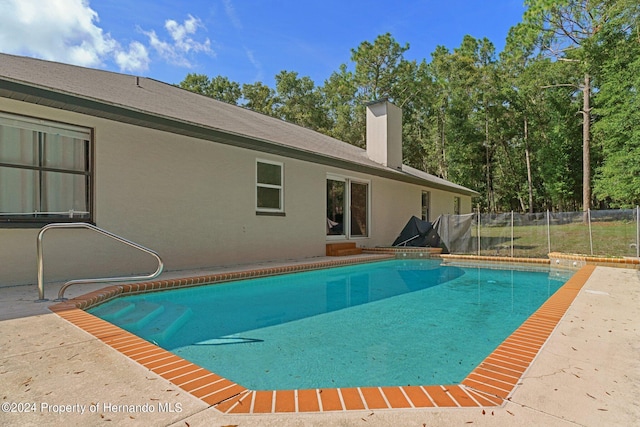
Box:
[0, 112, 92, 226]
[256, 159, 283, 213]
[421, 191, 430, 222]
[326, 175, 369, 238]
[454, 196, 461, 215]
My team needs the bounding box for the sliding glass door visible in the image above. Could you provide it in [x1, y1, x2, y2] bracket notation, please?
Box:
[326, 175, 369, 239]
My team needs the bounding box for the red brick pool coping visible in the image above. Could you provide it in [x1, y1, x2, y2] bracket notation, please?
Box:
[49, 257, 596, 414]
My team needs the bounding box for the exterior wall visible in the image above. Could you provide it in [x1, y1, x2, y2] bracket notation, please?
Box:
[0, 97, 473, 287]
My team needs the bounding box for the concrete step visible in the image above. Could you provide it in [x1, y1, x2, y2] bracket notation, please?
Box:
[326, 242, 361, 256]
[90, 299, 135, 321]
[334, 248, 363, 256]
[117, 301, 165, 330]
[136, 303, 193, 344]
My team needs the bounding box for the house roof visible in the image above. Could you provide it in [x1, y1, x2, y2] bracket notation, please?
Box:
[0, 53, 477, 196]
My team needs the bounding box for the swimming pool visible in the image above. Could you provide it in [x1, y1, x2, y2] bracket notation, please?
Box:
[89, 259, 570, 390]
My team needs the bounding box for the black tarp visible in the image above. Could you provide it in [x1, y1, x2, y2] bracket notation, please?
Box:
[392, 216, 441, 247]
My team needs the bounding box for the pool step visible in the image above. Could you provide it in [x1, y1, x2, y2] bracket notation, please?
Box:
[90, 299, 136, 321]
[117, 301, 165, 329]
[135, 303, 193, 344]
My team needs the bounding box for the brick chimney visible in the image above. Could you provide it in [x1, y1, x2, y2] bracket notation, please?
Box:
[366, 99, 403, 170]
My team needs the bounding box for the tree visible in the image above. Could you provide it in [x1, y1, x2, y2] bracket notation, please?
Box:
[178, 73, 241, 104]
[523, 0, 613, 212]
[322, 33, 413, 148]
[273, 71, 328, 131]
[241, 82, 276, 116]
[321, 64, 362, 146]
[441, 36, 499, 209]
[178, 73, 211, 95]
[536, 69, 584, 211]
[501, 23, 558, 212]
[393, 59, 433, 172]
[208, 76, 242, 105]
[592, 1, 640, 206]
[473, 37, 501, 211]
[426, 46, 454, 179]
[350, 33, 409, 102]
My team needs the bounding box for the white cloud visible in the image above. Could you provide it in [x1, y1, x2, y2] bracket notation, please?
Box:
[0, 0, 122, 66]
[0, 0, 211, 73]
[143, 15, 213, 66]
[115, 41, 150, 72]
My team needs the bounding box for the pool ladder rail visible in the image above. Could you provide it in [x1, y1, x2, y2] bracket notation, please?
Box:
[36, 222, 164, 302]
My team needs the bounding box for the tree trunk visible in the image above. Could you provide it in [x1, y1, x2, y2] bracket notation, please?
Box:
[440, 109, 447, 179]
[524, 116, 534, 214]
[583, 73, 591, 213]
[485, 114, 493, 212]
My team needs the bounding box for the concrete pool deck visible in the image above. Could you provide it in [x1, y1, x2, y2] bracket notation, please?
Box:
[1, 257, 638, 426]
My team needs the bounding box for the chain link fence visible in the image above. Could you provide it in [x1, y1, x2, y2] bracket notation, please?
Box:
[435, 207, 640, 259]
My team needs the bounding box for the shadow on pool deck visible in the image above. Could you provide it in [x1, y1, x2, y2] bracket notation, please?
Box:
[0, 258, 638, 426]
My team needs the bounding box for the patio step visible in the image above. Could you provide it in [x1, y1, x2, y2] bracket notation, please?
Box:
[326, 242, 363, 256]
[90, 299, 136, 321]
[117, 301, 165, 330]
[135, 303, 193, 344]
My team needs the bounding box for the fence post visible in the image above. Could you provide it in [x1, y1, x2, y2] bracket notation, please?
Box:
[547, 209, 551, 254]
[477, 206, 481, 256]
[511, 210, 514, 258]
[588, 208, 593, 256]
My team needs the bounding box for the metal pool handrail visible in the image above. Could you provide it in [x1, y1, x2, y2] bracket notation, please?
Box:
[36, 223, 164, 301]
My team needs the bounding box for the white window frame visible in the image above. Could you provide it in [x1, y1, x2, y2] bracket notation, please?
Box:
[256, 159, 284, 214]
[326, 173, 370, 240]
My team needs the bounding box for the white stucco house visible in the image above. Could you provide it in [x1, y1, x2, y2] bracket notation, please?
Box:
[0, 53, 476, 287]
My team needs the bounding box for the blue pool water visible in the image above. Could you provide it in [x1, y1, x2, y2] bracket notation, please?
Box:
[89, 260, 570, 390]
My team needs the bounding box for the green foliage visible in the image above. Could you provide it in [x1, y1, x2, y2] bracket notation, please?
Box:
[273, 71, 329, 131]
[178, 73, 241, 104]
[178, 73, 210, 95]
[350, 33, 409, 102]
[593, 16, 640, 207]
[240, 82, 276, 116]
[209, 76, 242, 104]
[321, 64, 363, 146]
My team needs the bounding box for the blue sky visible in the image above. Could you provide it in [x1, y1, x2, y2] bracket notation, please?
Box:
[0, 0, 526, 87]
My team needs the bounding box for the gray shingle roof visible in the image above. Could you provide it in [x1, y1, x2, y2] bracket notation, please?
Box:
[0, 53, 476, 195]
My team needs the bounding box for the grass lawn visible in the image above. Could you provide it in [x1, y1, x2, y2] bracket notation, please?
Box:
[465, 221, 639, 259]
